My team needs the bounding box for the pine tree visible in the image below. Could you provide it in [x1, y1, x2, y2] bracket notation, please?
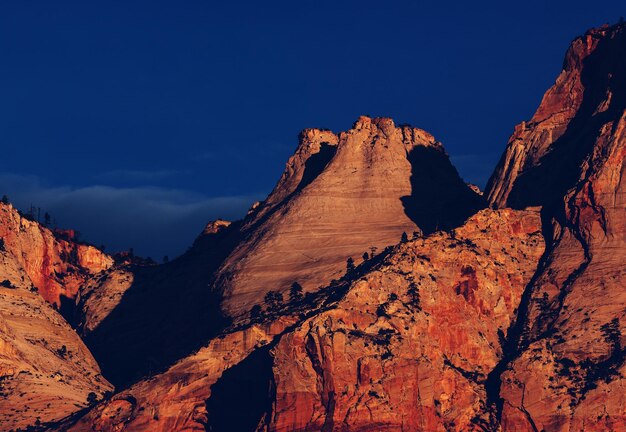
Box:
[289, 282, 303, 301]
[346, 257, 355, 273]
[264, 290, 284, 311]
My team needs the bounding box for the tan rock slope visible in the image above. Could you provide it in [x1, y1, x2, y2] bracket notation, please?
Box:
[0, 202, 113, 308]
[0, 243, 112, 430]
[215, 116, 484, 318]
[485, 22, 626, 431]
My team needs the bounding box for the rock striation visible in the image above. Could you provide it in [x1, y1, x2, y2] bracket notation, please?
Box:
[0, 245, 112, 430]
[214, 116, 484, 319]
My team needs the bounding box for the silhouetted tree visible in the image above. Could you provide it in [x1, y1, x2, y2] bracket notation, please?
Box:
[87, 392, 98, 406]
[250, 304, 262, 319]
[289, 282, 303, 301]
[1, 195, 9, 204]
[362, 252, 369, 261]
[264, 290, 284, 311]
[407, 282, 421, 311]
[400, 232, 409, 243]
[44, 212, 51, 227]
[601, 318, 621, 351]
[346, 257, 355, 273]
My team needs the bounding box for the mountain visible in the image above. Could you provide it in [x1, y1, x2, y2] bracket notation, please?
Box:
[485, 22, 626, 431]
[1, 21, 625, 432]
[65, 208, 543, 431]
[213, 116, 484, 319]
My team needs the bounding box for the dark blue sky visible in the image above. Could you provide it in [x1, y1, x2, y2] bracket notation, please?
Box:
[1, 1, 624, 258]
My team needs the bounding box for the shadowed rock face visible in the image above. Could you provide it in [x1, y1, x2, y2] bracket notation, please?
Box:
[485, 23, 626, 431]
[214, 116, 483, 319]
[76, 220, 239, 389]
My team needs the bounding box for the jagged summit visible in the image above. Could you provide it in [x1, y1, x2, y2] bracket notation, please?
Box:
[486, 21, 626, 209]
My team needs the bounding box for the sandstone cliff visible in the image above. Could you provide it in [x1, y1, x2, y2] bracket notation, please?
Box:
[485, 22, 626, 431]
[0, 246, 112, 430]
[0, 202, 113, 308]
[75, 219, 239, 389]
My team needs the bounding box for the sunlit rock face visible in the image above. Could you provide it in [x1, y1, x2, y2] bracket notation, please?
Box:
[214, 116, 484, 319]
[486, 22, 626, 431]
[0, 246, 112, 430]
[267, 208, 543, 432]
[0, 202, 113, 307]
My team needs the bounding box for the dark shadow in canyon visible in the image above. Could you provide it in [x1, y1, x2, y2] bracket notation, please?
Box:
[401, 146, 486, 234]
[83, 222, 241, 389]
[205, 344, 275, 432]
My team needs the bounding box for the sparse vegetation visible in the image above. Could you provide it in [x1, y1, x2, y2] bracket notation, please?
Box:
[56, 345, 67, 359]
[264, 290, 284, 311]
[289, 282, 303, 301]
[1, 194, 8, 205]
[400, 232, 408, 243]
[406, 282, 421, 311]
[87, 392, 98, 406]
[346, 257, 355, 273]
[249, 304, 262, 319]
[1, 279, 15, 288]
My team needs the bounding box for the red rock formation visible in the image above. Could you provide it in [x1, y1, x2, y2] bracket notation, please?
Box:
[266, 209, 543, 432]
[0, 246, 112, 430]
[61, 208, 542, 431]
[215, 116, 483, 319]
[485, 22, 626, 431]
[0, 202, 113, 307]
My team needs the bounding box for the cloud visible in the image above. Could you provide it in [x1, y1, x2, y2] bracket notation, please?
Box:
[0, 174, 263, 259]
[94, 169, 190, 182]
